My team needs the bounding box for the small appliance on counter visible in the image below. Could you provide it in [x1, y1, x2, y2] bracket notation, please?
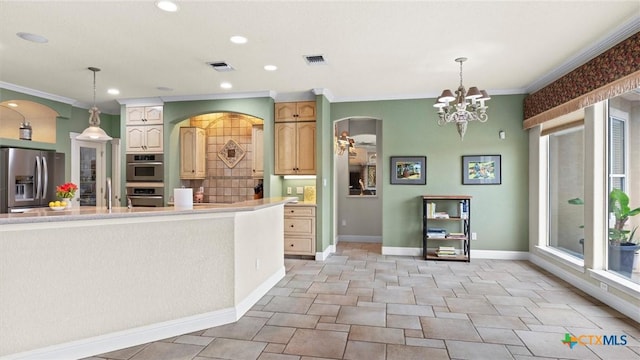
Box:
[19, 121, 32, 141]
[253, 180, 263, 200]
[194, 186, 204, 203]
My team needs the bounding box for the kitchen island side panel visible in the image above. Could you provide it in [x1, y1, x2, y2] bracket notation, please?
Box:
[0, 212, 236, 356]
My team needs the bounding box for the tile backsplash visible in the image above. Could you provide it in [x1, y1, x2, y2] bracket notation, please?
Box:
[187, 112, 263, 204]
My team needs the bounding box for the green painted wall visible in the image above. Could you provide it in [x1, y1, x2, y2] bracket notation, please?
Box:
[0, 88, 119, 183]
[330, 95, 529, 251]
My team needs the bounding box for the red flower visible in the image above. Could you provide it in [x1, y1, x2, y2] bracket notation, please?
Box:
[56, 182, 78, 199]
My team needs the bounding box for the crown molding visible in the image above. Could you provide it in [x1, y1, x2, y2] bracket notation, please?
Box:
[525, 14, 640, 94]
[0, 81, 76, 105]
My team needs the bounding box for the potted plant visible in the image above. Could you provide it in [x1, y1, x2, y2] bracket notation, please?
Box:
[608, 188, 640, 276]
[568, 189, 640, 276]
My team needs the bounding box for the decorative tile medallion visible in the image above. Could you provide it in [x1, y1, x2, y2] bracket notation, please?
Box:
[218, 139, 246, 168]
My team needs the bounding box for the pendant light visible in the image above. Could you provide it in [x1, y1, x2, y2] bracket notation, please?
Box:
[76, 67, 112, 141]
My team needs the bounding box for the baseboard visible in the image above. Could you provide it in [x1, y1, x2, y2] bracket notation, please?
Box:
[234, 266, 286, 318]
[317, 244, 335, 261]
[338, 235, 382, 243]
[530, 253, 640, 324]
[381, 246, 529, 260]
[382, 246, 422, 256]
[472, 249, 530, 260]
[3, 266, 285, 360]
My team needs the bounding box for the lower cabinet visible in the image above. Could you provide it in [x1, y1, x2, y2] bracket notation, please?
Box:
[284, 204, 316, 256]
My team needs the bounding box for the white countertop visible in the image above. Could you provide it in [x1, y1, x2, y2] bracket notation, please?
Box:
[0, 197, 298, 225]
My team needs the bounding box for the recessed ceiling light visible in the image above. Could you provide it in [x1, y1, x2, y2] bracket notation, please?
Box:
[7, 102, 18, 107]
[264, 65, 278, 71]
[230, 35, 248, 44]
[107, 88, 120, 95]
[156, 0, 179, 12]
[220, 82, 232, 89]
[157, 86, 174, 91]
[16, 32, 48, 43]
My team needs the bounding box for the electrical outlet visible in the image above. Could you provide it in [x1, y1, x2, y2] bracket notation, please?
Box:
[472, 232, 477, 240]
[600, 282, 608, 291]
[342, 219, 347, 226]
[287, 187, 292, 195]
[296, 187, 304, 194]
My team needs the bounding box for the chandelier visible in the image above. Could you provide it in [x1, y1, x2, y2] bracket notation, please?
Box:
[76, 67, 112, 141]
[433, 57, 490, 140]
[335, 125, 355, 156]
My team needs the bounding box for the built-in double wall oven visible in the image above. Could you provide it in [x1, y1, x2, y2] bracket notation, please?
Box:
[126, 154, 164, 207]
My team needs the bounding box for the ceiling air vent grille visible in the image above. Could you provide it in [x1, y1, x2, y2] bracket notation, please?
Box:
[207, 61, 235, 72]
[304, 55, 327, 65]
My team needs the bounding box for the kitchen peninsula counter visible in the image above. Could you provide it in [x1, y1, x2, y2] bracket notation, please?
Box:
[0, 197, 297, 225]
[0, 198, 294, 359]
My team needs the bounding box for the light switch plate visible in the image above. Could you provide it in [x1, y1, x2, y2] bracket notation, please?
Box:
[296, 187, 304, 194]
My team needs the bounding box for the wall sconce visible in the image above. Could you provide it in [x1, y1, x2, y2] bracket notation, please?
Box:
[498, 130, 506, 140]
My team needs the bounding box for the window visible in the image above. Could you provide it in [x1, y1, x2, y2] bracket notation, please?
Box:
[547, 126, 585, 259]
[607, 97, 640, 283]
[608, 116, 626, 192]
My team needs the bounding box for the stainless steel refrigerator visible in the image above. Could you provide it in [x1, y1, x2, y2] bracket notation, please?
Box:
[0, 148, 64, 213]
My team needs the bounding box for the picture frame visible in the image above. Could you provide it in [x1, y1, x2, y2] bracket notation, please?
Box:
[390, 156, 426, 185]
[462, 155, 502, 185]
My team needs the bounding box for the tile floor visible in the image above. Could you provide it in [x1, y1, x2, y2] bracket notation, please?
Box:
[84, 242, 640, 360]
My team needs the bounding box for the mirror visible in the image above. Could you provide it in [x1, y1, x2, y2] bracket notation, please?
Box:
[338, 118, 378, 196]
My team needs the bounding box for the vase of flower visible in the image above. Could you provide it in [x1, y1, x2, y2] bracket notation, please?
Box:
[62, 198, 73, 209]
[56, 182, 78, 209]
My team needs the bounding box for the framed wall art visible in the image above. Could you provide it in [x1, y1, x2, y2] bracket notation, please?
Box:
[462, 155, 501, 185]
[390, 156, 426, 185]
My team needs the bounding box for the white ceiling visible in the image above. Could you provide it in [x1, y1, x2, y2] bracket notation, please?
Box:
[1, 1, 639, 115]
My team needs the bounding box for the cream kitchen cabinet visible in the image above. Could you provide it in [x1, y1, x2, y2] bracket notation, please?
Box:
[126, 106, 163, 125]
[274, 101, 316, 175]
[275, 101, 316, 122]
[125, 125, 163, 153]
[275, 121, 316, 175]
[252, 125, 264, 178]
[284, 204, 316, 256]
[180, 127, 206, 179]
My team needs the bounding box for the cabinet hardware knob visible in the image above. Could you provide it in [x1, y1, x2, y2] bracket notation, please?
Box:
[290, 210, 294, 213]
[290, 225, 294, 227]
[290, 244, 294, 247]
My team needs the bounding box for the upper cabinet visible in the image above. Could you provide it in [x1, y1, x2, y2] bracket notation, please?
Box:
[180, 127, 206, 179]
[126, 125, 163, 153]
[275, 101, 316, 122]
[274, 101, 316, 175]
[252, 125, 264, 178]
[126, 106, 163, 125]
[125, 106, 163, 153]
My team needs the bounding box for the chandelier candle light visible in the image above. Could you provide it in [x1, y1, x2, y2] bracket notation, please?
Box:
[433, 57, 490, 140]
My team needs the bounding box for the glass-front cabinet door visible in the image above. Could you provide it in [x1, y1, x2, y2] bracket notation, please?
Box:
[79, 146, 97, 206]
[71, 134, 106, 207]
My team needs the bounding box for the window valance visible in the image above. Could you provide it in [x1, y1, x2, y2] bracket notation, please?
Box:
[523, 32, 640, 129]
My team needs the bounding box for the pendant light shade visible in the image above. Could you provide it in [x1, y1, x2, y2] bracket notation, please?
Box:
[76, 67, 112, 141]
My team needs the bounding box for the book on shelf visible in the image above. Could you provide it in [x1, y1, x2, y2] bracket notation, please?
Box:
[433, 212, 449, 219]
[427, 227, 447, 239]
[435, 246, 457, 257]
[459, 201, 468, 219]
[435, 252, 458, 258]
[447, 232, 466, 239]
[426, 202, 436, 218]
[428, 233, 447, 239]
